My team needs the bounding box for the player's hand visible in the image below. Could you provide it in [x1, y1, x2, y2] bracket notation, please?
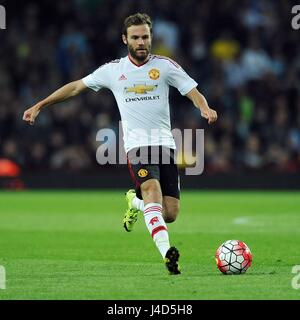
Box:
[201, 107, 218, 124]
[22, 104, 42, 125]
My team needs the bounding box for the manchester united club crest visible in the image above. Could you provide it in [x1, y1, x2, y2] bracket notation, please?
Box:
[148, 68, 160, 80]
[138, 168, 148, 178]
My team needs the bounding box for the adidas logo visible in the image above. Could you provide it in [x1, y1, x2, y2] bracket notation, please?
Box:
[118, 74, 127, 81]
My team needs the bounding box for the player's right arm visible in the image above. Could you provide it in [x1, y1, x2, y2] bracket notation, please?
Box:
[22, 80, 87, 125]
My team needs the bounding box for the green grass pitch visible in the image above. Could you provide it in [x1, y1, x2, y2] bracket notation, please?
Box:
[0, 190, 299, 300]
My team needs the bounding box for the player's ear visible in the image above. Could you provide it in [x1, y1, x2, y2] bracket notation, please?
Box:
[122, 34, 127, 45]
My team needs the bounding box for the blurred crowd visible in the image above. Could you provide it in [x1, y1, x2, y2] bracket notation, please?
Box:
[0, 0, 300, 173]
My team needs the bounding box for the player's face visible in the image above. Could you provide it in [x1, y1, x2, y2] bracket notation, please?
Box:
[123, 24, 152, 63]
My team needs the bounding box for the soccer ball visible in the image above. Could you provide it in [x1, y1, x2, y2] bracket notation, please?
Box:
[215, 240, 252, 275]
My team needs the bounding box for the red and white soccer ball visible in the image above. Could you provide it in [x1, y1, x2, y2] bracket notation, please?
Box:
[215, 240, 252, 275]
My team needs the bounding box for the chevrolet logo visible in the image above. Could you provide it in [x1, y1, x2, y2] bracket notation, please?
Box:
[124, 84, 157, 95]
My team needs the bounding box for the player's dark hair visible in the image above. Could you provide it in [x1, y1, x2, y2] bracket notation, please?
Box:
[122, 13, 152, 37]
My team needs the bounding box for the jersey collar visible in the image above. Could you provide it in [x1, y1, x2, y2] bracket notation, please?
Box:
[128, 53, 151, 67]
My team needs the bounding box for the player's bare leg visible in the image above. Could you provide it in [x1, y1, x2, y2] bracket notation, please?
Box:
[162, 196, 180, 223]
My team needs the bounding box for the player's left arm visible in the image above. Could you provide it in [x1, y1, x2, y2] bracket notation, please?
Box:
[185, 87, 218, 124]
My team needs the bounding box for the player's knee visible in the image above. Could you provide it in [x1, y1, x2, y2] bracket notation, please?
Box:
[141, 179, 162, 199]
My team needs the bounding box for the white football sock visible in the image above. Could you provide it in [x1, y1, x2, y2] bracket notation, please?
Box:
[132, 196, 144, 211]
[143, 202, 170, 258]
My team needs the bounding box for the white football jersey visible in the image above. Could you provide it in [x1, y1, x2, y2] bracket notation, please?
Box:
[82, 54, 198, 153]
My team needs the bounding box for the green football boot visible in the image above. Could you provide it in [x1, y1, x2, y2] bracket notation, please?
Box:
[123, 189, 141, 232]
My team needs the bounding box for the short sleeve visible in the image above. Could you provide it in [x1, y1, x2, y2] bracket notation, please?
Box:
[82, 63, 111, 92]
[166, 60, 198, 95]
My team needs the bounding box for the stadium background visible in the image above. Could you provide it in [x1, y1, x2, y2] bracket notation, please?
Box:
[0, 0, 300, 189]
